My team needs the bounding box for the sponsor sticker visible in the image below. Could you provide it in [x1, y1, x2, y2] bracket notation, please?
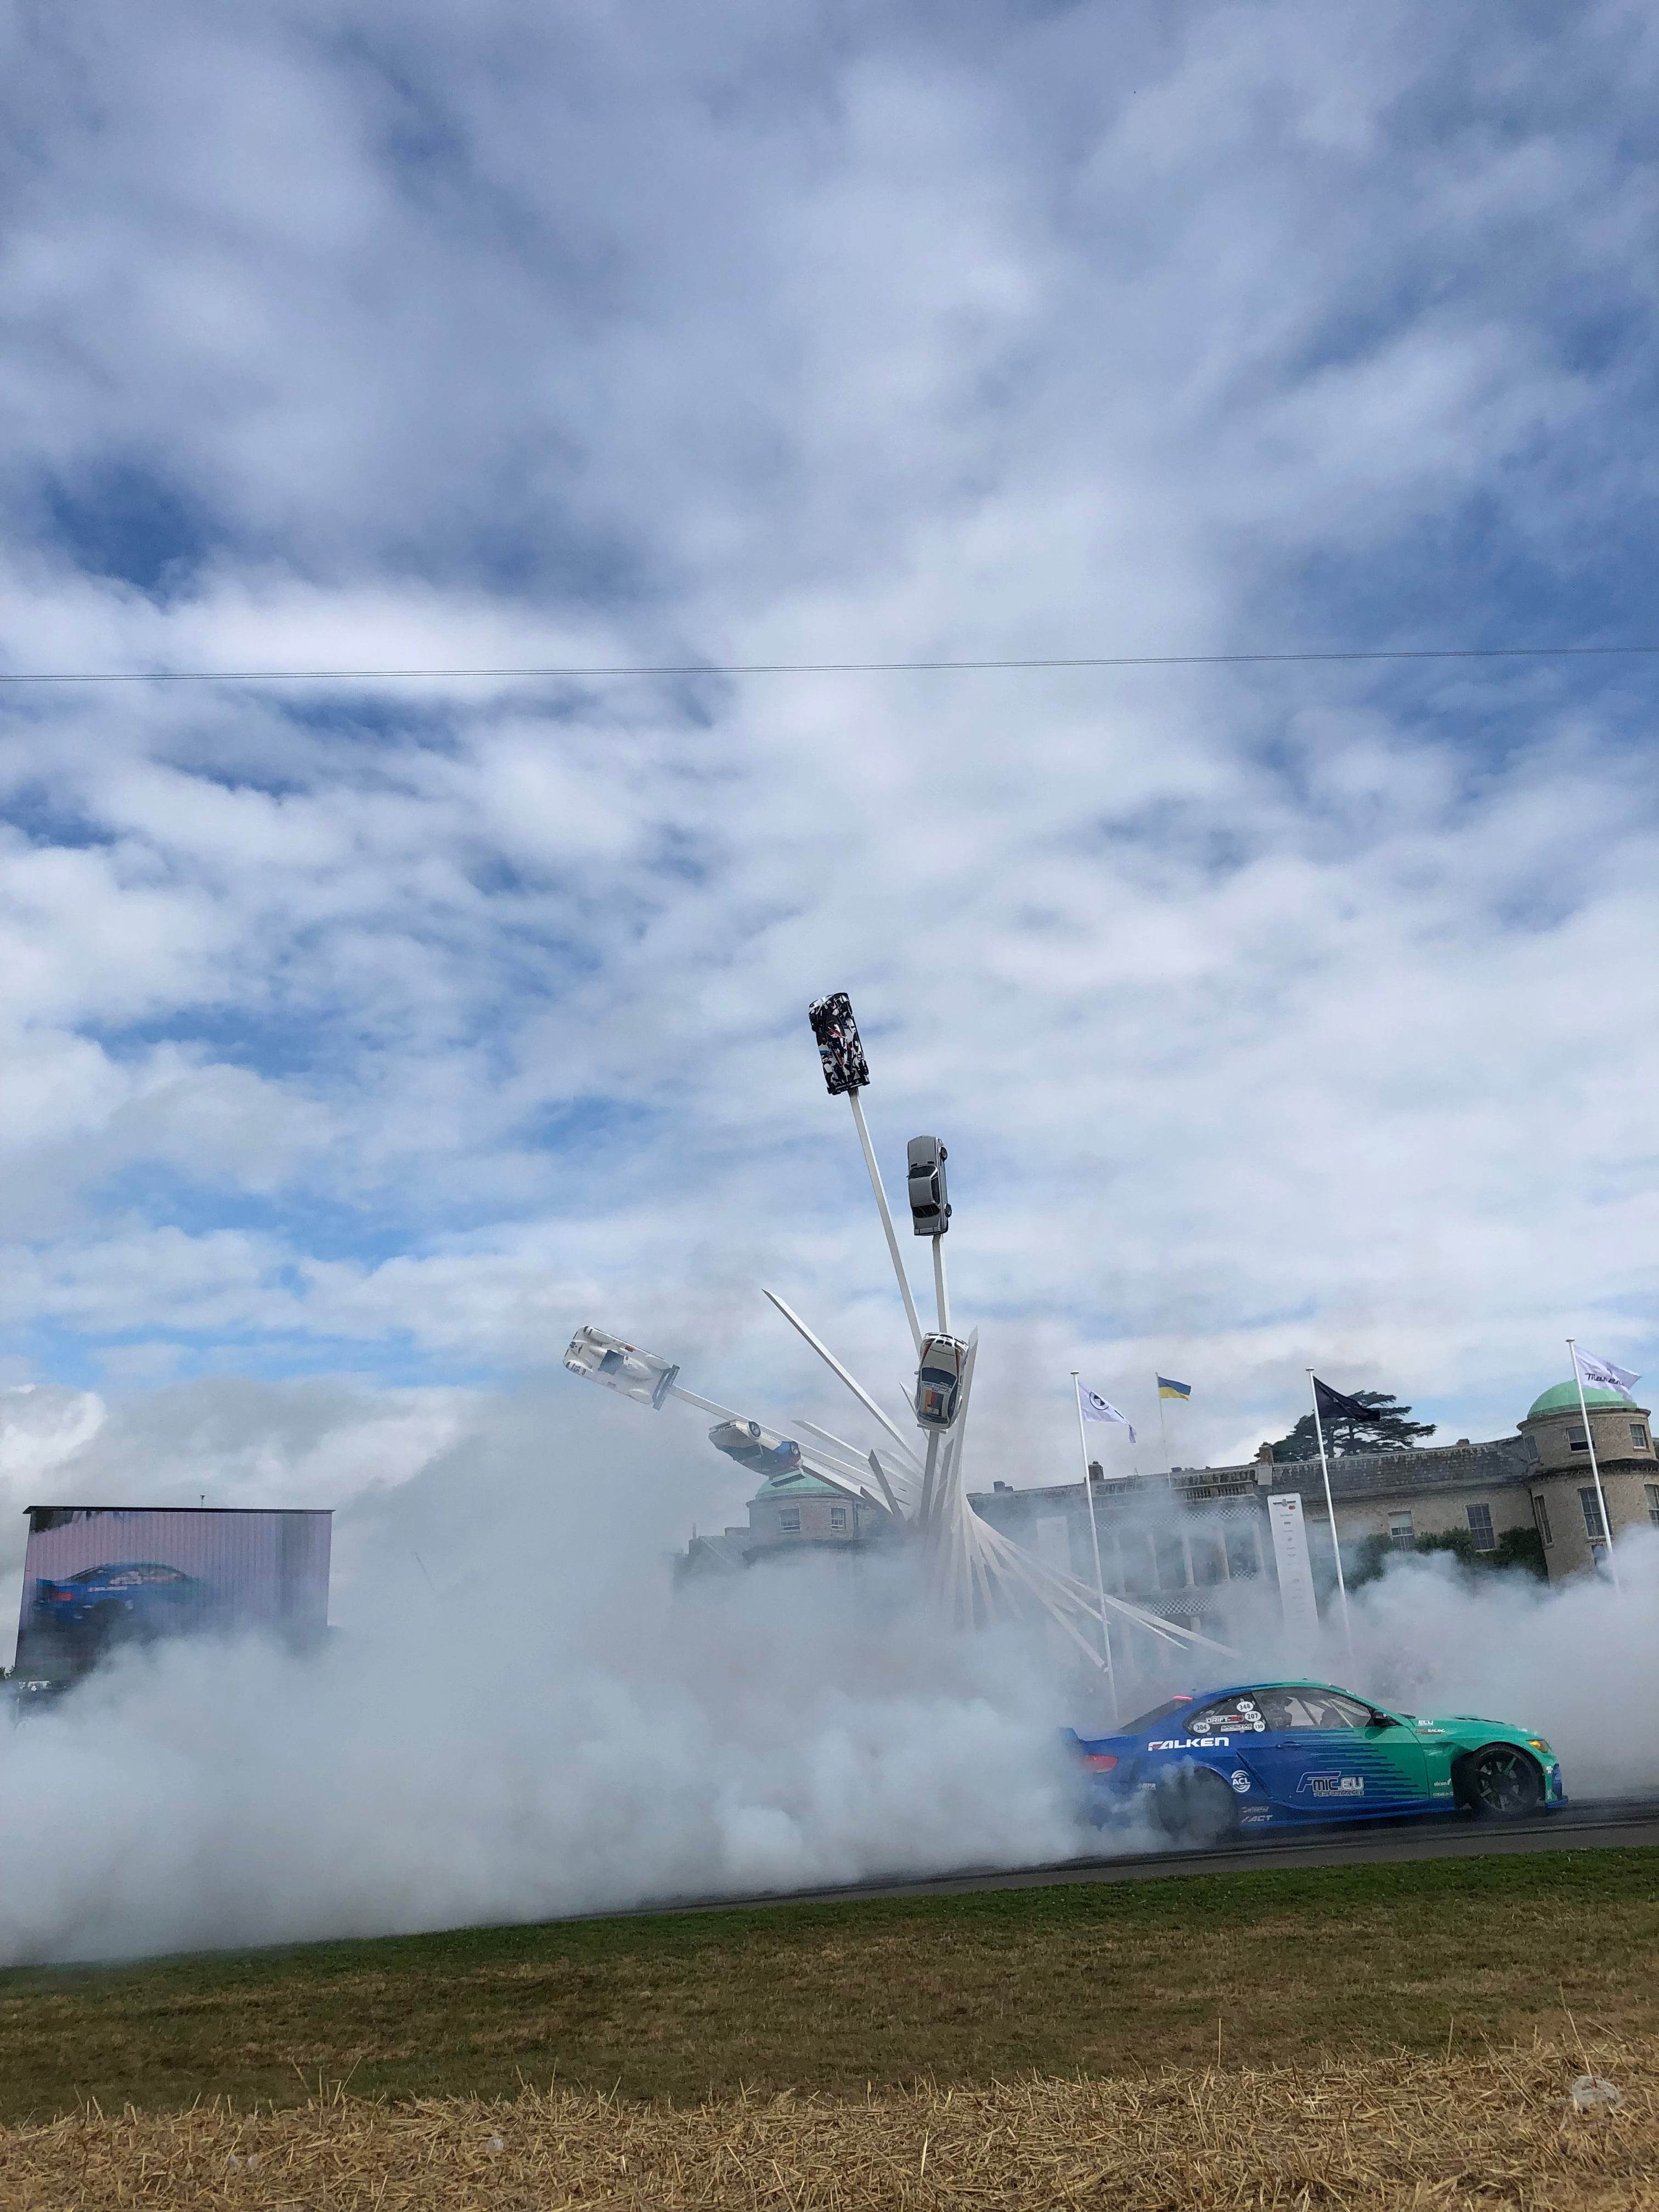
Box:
[1239, 1810, 1272, 1825]
[1296, 1772, 1364, 1798]
[1148, 1737, 1231, 1751]
[1229, 1770, 1252, 1794]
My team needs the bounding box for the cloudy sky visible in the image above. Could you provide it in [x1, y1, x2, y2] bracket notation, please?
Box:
[3, 1, 1656, 1592]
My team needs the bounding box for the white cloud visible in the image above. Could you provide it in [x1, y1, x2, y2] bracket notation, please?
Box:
[0, 0, 1654, 1500]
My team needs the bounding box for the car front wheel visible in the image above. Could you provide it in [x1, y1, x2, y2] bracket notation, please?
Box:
[1459, 1745, 1545, 1819]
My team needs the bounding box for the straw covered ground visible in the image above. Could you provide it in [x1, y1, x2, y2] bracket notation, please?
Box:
[1, 2040, 1654, 2210]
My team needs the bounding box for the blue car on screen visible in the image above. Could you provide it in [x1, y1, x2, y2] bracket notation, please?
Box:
[1068, 1679, 1566, 1843]
[30, 1561, 206, 1646]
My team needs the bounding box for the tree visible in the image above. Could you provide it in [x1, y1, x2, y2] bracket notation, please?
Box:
[1268, 1391, 1436, 1462]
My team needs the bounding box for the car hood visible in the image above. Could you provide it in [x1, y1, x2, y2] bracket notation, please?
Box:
[1412, 1709, 1543, 1742]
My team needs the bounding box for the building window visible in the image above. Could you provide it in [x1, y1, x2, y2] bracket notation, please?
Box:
[1119, 1532, 1154, 1594]
[1646, 1483, 1659, 1528]
[830, 1505, 847, 1531]
[1223, 1523, 1261, 1579]
[778, 1508, 800, 1532]
[1632, 1424, 1649, 1449]
[1389, 1512, 1414, 1551]
[1154, 1532, 1188, 1591]
[1532, 1493, 1553, 1547]
[1567, 1429, 1589, 1453]
[1189, 1534, 1227, 1587]
[1578, 1487, 1606, 1541]
[1465, 1502, 1495, 1551]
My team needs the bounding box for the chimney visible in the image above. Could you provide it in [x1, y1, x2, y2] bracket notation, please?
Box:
[1087, 1460, 1105, 1484]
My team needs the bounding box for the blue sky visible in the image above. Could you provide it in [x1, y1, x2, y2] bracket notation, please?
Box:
[2, 1, 1656, 1553]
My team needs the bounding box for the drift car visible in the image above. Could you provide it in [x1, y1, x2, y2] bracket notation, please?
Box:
[1068, 1680, 1565, 1843]
[30, 1562, 204, 1646]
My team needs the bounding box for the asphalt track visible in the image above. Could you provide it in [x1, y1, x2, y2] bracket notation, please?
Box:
[640, 1795, 1659, 1921]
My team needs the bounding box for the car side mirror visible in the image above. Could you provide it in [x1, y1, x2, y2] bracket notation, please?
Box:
[1367, 1709, 1395, 1729]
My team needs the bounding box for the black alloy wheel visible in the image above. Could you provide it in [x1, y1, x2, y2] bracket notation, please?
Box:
[1154, 1766, 1239, 1846]
[86, 1601, 128, 1648]
[1465, 1745, 1545, 1819]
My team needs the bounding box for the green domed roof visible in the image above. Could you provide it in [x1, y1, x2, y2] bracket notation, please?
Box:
[1526, 1380, 1629, 1419]
[753, 1466, 853, 1500]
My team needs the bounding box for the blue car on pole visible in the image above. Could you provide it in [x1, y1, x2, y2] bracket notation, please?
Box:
[1068, 1680, 1566, 1843]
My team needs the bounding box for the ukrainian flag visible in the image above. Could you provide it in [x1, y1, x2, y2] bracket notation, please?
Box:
[1156, 1375, 1192, 1400]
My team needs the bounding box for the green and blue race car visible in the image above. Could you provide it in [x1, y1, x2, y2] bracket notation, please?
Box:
[1069, 1679, 1566, 1843]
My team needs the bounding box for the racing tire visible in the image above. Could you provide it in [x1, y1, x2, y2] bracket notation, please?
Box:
[1456, 1744, 1545, 1820]
[1154, 1766, 1240, 1846]
[86, 1601, 129, 1650]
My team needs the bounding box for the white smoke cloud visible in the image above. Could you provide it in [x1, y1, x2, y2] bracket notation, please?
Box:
[3, 1385, 1655, 1970]
[0, 1551, 1081, 1967]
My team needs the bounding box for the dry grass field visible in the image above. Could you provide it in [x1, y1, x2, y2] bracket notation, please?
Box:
[1, 2042, 1654, 2209]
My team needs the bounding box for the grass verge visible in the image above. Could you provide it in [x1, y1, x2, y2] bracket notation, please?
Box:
[0, 1848, 1655, 2123]
[2, 2044, 1654, 2209]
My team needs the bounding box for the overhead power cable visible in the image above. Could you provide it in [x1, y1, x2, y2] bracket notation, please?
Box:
[1, 643, 1656, 685]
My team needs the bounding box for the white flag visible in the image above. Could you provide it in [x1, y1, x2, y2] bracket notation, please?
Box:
[1572, 1346, 1642, 1401]
[1077, 1379, 1135, 1442]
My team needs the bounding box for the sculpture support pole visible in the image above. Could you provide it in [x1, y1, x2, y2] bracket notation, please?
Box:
[932, 1235, 950, 1334]
[848, 1088, 923, 1352]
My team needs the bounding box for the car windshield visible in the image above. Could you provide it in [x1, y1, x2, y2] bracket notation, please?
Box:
[1118, 1696, 1195, 1735]
[918, 1365, 956, 1387]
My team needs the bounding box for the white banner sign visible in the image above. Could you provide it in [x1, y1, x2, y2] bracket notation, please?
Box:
[1267, 1492, 1322, 1659]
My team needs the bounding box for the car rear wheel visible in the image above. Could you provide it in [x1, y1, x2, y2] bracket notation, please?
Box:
[86, 1601, 129, 1649]
[1458, 1745, 1545, 1819]
[1154, 1767, 1239, 1846]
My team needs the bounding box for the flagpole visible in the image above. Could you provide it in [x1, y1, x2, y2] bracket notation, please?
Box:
[1155, 1376, 1171, 1471]
[1307, 1372, 1354, 1656]
[1071, 1371, 1116, 1716]
[1567, 1338, 1621, 1591]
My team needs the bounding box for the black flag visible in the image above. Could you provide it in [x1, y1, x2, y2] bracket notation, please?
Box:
[1313, 1377, 1376, 1427]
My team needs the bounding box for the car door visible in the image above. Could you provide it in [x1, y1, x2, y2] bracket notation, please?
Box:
[1252, 1689, 1427, 1817]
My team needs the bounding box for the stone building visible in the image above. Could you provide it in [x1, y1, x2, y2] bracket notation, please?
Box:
[677, 1379, 1656, 1615]
[675, 1464, 889, 1581]
[1516, 1381, 1657, 1577]
[968, 1463, 1270, 1646]
[1259, 1379, 1655, 1581]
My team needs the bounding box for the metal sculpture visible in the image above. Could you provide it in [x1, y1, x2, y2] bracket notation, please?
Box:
[563, 993, 1237, 1701]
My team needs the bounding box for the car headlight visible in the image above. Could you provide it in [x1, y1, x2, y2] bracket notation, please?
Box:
[1526, 1737, 1551, 1753]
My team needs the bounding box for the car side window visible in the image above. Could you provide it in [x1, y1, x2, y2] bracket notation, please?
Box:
[1282, 1691, 1370, 1729]
[1314, 1692, 1375, 1730]
[1186, 1694, 1268, 1736]
[1249, 1689, 1299, 1729]
[1273, 1694, 1329, 1729]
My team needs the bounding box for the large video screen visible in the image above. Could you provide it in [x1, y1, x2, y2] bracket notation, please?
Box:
[14, 1506, 332, 1682]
